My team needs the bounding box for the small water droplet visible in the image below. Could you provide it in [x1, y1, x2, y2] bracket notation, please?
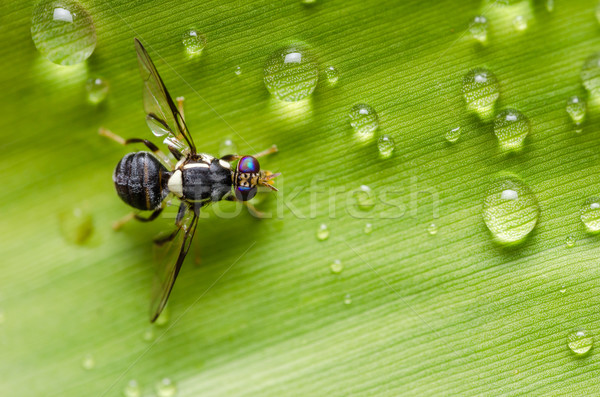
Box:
[324, 65, 339, 84]
[316, 223, 330, 241]
[31, 0, 96, 65]
[155, 378, 177, 397]
[142, 326, 155, 342]
[581, 52, 600, 97]
[427, 223, 438, 235]
[566, 96, 586, 126]
[567, 329, 593, 355]
[377, 134, 395, 158]
[462, 68, 500, 119]
[301, 0, 317, 4]
[565, 235, 576, 248]
[344, 293, 352, 305]
[364, 223, 373, 234]
[545, 0, 554, 12]
[560, 286, 567, 294]
[349, 104, 379, 139]
[354, 185, 375, 211]
[81, 354, 95, 370]
[446, 127, 461, 143]
[218, 138, 237, 157]
[155, 305, 170, 326]
[182, 29, 206, 55]
[234, 66, 242, 76]
[469, 15, 488, 43]
[123, 380, 141, 397]
[59, 207, 93, 245]
[263, 46, 318, 101]
[580, 197, 600, 232]
[86, 77, 109, 104]
[330, 259, 343, 274]
[482, 176, 539, 243]
[513, 15, 527, 31]
[493, 109, 530, 150]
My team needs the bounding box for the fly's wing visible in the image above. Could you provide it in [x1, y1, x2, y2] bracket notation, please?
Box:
[134, 38, 197, 155]
[150, 205, 199, 322]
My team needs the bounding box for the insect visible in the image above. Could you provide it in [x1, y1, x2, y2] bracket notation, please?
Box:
[100, 38, 279, 322]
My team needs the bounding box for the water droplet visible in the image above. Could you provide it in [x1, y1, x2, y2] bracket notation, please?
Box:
[81, 354, 95, 370]
[493, 109, 530, 150]
[377, 134, 395, 158]
[263, 46, 318, 102]
[427, 223, 438, 235]
[330, 259, 343, 274]
[513, 15, 527, 31]
[581, 52, 600, 97]
[445, 127, 461, 143]
[301, 0, 317, 4]
[86, 77, 109, 104]
[123, 380, 141, 397]
[560, 286, 567, 294]
[344, 293, 352, 305]
[566, 96, 586, 126]
[324, 65, 339, 84]
[565, 235, 576, 248]
[155, 378, 177, 397]
[155, 305, 170, 326]
[234, 66, 242, 76]
[469, 15, 488, 43]
[580, 197, 600, 232]
[59, 207, 93, 245]
[482, 176, 539, 243]
[462, 68, 500, 119]
[567, 329, 593, 355]
[30, 0, 96, 65]
[316, 223, 330, 241]
[545, 0, 554, 12]
[354, 185, 375, 211]
[182, 29, 206, 55]
[349, 104, 379, 139]
[142, 326, 155, 342]
[364, 223, 373, 234]
[218, 138, 237, 157]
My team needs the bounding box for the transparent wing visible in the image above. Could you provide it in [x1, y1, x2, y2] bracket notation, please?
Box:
[150, 205, 199, 322]
[134, 38, 197, 155]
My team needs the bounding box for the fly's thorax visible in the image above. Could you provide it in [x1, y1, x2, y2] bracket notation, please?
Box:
[167, 153, 233, 202]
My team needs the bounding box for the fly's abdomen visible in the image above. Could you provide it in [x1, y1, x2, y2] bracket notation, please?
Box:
[113, 152, 170, 211]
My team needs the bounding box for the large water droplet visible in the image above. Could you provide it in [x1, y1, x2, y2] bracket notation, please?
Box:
[354, 185, 375, 211]
[493, 109, 530, 150]
[316, 223, 330, 241]
[59, 207, 93, 245]
[349, 104, 379, 139]
[482, 176, 539, 243]
[81, 354, 95, 370]
[123, 380, 141, 397]
[377, 134, 395, 158]
[182, 29, 206, 55]
[469, 15, 488, 43]
[446, 127, 461, 143]
[567, 329, 593, 355]
[263, 46, 318, 102]
[324, 65, 339, 84]
[581, 52, 600, 97]
[86, 77, 109, 104]
[566, 96, 586, 126]
[330, 259, 343, 274]
[31, 0, 96, 65]
[580, 197, 600, 232]
[219, 138, 237, 157]
[462, 68, 500, 119]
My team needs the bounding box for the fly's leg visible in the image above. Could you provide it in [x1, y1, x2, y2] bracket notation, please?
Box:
[99, 127, 172, 166]
[153, 202, 188, 245]
[176, 97, 185, 121]
[112, 205, 165, 231]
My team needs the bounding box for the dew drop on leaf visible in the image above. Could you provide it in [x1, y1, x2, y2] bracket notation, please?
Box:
[513, 15, 527, 31]
[182, 29, 206, 55]
[349, 104, 379, 139]
[234, 66, 242, 76]
[377, 134, 395, 158]
[354, 185, 375, 211]
[427, 223, 438, 236]
[462, 68, 499, 120]
[566, 96, 586, 126]
[364, 223, 373, 234]
[324, 65, 339, 84]
[316, 223, 330, 241]
[581, 52, 600, 97]
[567, 329, 593, 356]
[330, 259, 343, 274]
[123, 380, 141, 397]
[446, 127, 461, 143]
[469, 15, 488, 43]
[155, 305, 170, 326]
[219, 138, 237, 157]
[81, 354, 95, 370]
[580, 197, 600, 232]
[545, 0, 554, 12]
[85, 77, 109, 104]
[155, 378, 177, 397]
[59, 207, 93, 245]
[493, 109, 530, 150]
[565, 235, 576, 248]
[344, 293, 352, 305]
[263, 46, 318, 101]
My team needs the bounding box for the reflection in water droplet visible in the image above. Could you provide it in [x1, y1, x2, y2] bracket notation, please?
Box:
[349, 104, 379, 140]
[155, 378, 177, 397]
[124, 380, 141, 397]
[377, 134, 395, 158]
[344, 293, 352, 305]
[364, 223, 373, 234]
[330, 259, 343, 274]
[263, 46, 318, 101]
[354, 185, 375, 211]
[581, 52, 600, 97]
[59, 207, 93, 245]
[513, 15, 527, 31]
[580, 197, 600, 232]
[567, 329, 593, 355]
[462, 68, 500, 119]
[446, 127, 461, 143]
[566, 96, 586, 126]
[31, 0, 96, 65]
[482, 176, 539, 243]
[316, 223, 330, 241]
[493, 109, 530, 150]
[324, 65, 339, 84]
[565, 235, 576, 248]
[469, 15, 488, 43]
[301, 0, 317, 4]
[219, 138, 237, 157]
[427, 223, 438, 235]
[182, 30, 206, 55]
[82, 354, 95, 370]
[86, 77, 109, 104]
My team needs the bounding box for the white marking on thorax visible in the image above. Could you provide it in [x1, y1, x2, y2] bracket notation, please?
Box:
[199, 153, 215, 163]
[175, 158, 186, 170]
[168, 170, 183, 197]
[183, 163, 209, 169]
[218, 159, 231, 169]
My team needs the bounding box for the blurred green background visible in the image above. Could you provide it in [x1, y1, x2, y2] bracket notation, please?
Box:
[2, 0, 600, 395]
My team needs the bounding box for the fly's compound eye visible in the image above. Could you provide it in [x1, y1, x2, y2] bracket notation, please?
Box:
[237, 156, 260, 173]
[235, 186, 258, 201]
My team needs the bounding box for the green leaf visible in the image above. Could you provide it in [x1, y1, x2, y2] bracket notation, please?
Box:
[3, 0, 600, 395]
